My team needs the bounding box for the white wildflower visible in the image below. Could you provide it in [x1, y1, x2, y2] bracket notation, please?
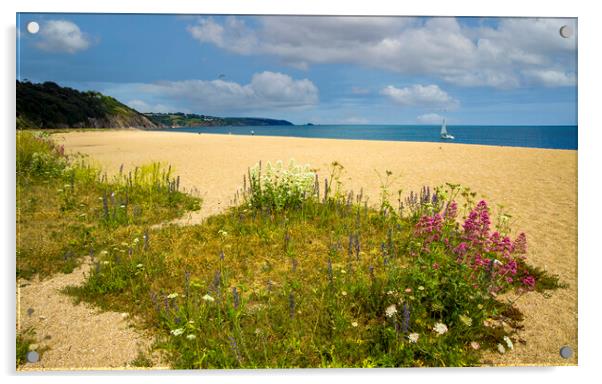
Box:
[133, 238, 139, 244]
[497, 343, 506, 354]
[170, 328, 184, 336]
[503, 336, 514, 350]
[341, 291, 347, 296]
[167, 293, 179, 299]
[433, 322, 448, 335]
[408, 333, 420, 343]
[470, 341, 480, 350]
[136, 263, 144, 269]
[186, 334, 196, 340]
[387, 290, 394, 295]
[385, 304, 397, 318]
[351, 321, 358, 327]
[202, 294, 215, 302]
[418, 286, 425, 291]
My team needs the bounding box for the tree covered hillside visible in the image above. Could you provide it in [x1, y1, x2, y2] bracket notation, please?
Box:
[16, 81, 158, 129]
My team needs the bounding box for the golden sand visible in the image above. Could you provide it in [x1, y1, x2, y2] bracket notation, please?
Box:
[54, 130, 577, 366]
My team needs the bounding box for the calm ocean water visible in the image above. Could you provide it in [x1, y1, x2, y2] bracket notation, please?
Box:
[164, 125, 577, 150]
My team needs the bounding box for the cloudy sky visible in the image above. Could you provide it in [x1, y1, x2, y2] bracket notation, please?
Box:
[17, 14, 577, 125]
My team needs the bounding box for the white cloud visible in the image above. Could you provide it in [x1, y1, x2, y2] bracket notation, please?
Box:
[522, 69, 577, 87]
[381, 84, 459, 108]
[416, 113, 445, 124]
[187, 17, 257, 55]
[34, 20, 90, 53]
[187, 16, 577, 88]
[126, 99, 180, 114]
[117, 71, 318, 113]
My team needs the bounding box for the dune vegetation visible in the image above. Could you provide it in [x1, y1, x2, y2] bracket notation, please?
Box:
[16, 131, 562, 368]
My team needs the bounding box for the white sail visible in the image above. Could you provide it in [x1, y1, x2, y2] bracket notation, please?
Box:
[440, 118, 454, 140]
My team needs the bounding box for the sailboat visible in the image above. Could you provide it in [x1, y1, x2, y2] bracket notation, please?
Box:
[440, 119, 454, 140]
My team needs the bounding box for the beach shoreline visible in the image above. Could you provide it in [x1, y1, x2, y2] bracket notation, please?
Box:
[54, 129, 577, 366]
[148, 129, 579, 152]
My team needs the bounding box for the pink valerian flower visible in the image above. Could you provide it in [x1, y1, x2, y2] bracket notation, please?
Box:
[494, 259, 518, 278]
[473, 253, 487, 268]
[489, 232, 515, 255]
[444, 201, 458, 220]
[522, 275, 536, 289]
[513, 233, 528, 255]
[463, 200, 491, 241]
[415, 214, 443, 235]
[453, 242, 468, 258]
[415, 213, 444, 245]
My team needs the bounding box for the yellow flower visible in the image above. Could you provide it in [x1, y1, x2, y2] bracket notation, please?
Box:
[459, 314, 473, 327]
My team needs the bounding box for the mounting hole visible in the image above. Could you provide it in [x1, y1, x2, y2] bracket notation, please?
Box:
[26, 351, 40, 363]
[560, 346, 573, 359]
[26, 21, 40, 34]
[559, 25, 573, 38]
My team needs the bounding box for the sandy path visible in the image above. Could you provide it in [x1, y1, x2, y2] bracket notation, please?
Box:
[54, 130, 577, 366]
[16, 257, 163, 370]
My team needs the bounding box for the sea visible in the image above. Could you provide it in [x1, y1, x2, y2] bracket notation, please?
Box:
[163, 125, 578, 150]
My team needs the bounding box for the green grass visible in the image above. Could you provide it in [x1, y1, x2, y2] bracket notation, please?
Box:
[129, 350, 154, 368]
[16, 131, 201, 279]
[17, 132, 563, 368]
[16, 330, 35, 367]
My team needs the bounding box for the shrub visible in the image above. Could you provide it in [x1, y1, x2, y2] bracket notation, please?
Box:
[17, 131, 68, 178]
[247, 160, 315, 211]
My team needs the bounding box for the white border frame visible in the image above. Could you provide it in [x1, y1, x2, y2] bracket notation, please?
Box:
[3, 1, 599, 384]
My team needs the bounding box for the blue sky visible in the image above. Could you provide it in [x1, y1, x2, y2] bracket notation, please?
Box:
[17, 13, 577, 125]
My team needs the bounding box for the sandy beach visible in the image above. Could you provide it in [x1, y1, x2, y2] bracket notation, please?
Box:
[54, 129, 577, 366]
